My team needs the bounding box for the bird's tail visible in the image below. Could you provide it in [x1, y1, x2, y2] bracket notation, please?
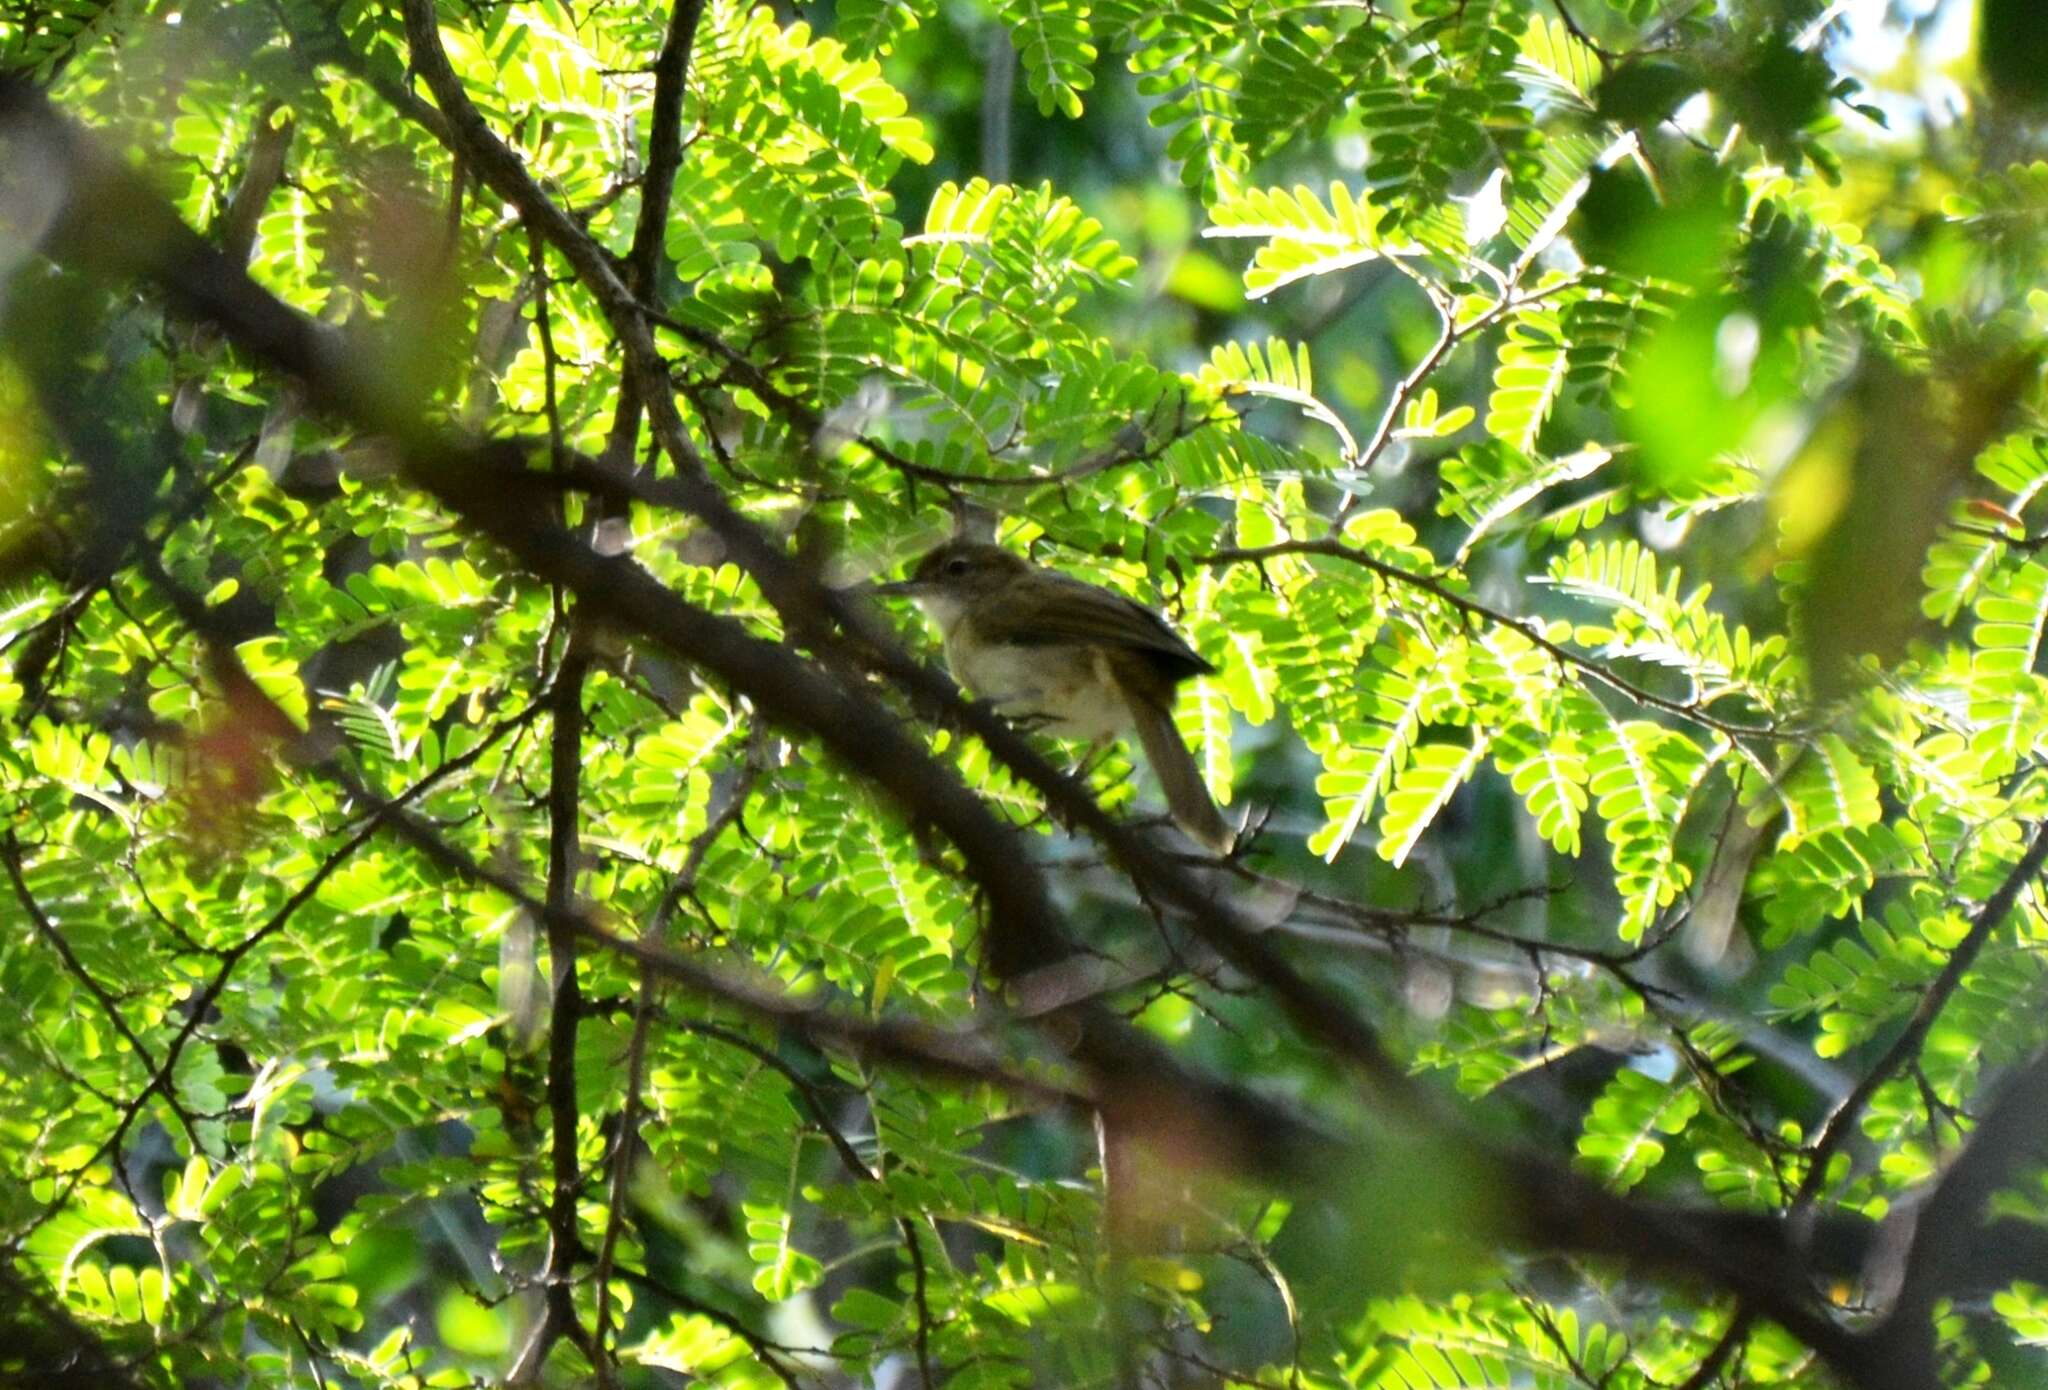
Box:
[1129, 697, 1231, 853]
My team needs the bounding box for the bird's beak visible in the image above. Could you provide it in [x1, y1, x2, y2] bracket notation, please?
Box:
[870, 578, 921, 598]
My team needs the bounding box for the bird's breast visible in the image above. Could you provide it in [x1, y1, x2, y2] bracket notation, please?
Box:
[946, 634, 1133, 740]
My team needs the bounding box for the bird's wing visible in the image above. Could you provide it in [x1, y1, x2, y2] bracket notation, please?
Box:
[972, 574, 1217, 680]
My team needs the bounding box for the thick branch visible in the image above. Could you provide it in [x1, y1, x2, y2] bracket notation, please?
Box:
[624, 0, 707, 296]
[5, 76, 1081, 982]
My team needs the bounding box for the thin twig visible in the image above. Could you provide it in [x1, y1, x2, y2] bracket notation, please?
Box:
[684, 1020, 942, 1384]
[1674, 1306, 1754, 1390]
[2, 834, 203, 1152]
[1202, 537, 1791, 742]
[529, 233, 566, 471]
[1549, 0, 1617, 64]
[611, 1267, 811, 1387]
[1335, 277, 1585, 515]
[593, 728, 765, 1376]
[648, 304, 1227, 493]
[1793, 820, 2048, 1215]
[507, 641, 597, 1386]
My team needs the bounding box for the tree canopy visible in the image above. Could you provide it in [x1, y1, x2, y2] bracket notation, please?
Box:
[2, 0, 2047, 1387]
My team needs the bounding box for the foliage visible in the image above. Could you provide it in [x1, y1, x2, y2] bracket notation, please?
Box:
[2, 1, 2047, 1389]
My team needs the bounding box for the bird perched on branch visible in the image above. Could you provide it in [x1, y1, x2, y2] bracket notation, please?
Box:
[877, 539, 1232, 853]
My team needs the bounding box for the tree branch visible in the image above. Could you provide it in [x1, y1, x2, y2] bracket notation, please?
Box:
[1794, 819, 2048, 1214]
[506, 643, 598, 1385]
[625, 0, 707, 296]
[1, 832, 201, 1152]
[0, 72, 2006, 1390]
[593, 730, 767, 1383]
[1861, 1042, 2048, 1382]
[1203, 536, 1792, 742]
[0, 1263, 156, 1390]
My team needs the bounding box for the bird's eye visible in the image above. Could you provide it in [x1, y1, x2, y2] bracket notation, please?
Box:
[945, 557, 971, 577]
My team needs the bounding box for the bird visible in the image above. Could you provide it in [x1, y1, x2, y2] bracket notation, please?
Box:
[877, 538, 1232, 852]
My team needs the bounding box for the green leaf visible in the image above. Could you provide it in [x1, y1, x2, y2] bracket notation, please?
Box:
[1578, 1068, 1702, 1192]
[996, 0, 1097, 118]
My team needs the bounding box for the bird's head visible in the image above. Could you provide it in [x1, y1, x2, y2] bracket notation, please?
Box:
[875, 541, 1031, 627]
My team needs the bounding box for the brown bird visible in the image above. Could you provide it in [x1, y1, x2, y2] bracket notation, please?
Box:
[878, 539, 1231, 852]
